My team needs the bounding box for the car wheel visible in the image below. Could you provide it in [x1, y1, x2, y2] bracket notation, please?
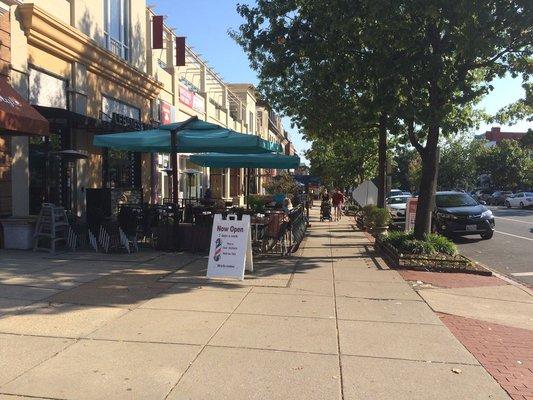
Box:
[520, 201, 525, 209]
[506, 201, 511, 208]
[481, 231, 494, 240]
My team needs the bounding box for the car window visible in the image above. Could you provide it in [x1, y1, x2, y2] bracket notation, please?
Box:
[387, 196, 409, 204]
[524, 192, 533, 196]
[436, 193, 478, 207]
[517, 193, 524, 197]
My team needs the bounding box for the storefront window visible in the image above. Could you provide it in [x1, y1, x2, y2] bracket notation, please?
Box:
[104, 0, 130, 60]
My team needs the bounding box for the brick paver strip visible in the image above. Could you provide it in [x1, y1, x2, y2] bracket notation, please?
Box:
[439, 313, 533, 400]
[398, 270, 509, 289]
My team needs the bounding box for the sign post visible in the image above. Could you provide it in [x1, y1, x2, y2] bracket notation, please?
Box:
[207, 214, 253, 280]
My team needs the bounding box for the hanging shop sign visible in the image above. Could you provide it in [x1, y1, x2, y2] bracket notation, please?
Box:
[207, 214, 253, 280]
[160, 101, 176, 124]
[179, 84, 205, 114]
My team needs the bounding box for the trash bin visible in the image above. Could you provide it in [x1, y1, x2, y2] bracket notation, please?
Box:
[0, 217, 37, 250]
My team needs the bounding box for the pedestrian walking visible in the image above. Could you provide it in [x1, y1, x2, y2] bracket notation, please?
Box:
[332, 188, 345, 221]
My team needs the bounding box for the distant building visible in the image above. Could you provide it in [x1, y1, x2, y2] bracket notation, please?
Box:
[475, 127, 526, 147]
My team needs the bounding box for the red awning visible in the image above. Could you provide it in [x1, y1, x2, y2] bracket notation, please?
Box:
[0, 77, 49, 136]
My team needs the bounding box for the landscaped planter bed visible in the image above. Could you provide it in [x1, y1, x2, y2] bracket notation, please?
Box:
[374, 236, 491, 276]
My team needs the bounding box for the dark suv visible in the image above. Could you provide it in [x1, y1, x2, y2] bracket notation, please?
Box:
[433, 191, 495, 240]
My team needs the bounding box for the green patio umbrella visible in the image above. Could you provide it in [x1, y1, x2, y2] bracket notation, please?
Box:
[190, 152, 300, 210]
[93, 117, 282, 154]
[189, 153, 300, 169]
[92, 116, 282, 202]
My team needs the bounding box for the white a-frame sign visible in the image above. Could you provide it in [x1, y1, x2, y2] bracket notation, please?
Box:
[207, 214, 253, 280]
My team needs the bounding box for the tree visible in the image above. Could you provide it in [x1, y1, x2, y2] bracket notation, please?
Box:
[305, 134, 378, 188]
[234, 0, 532, 239]
[437, 138, 487, 190]
[232, 0, 395, 208]
[484, 140, 533, 190]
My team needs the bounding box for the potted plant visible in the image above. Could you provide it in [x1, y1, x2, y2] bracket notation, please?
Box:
[369, 207, 391, 236]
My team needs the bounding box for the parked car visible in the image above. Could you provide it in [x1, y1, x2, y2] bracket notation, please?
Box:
[473, 189, 493, 202]
[505, 192, 533, 209]
[386, 195, 411, 219]
[488, 191, 513, 206]
[388, 189, 403, 197]
[433, 191, 495, 240]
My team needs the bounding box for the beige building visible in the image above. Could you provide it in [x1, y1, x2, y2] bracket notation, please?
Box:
[4, 0, 163, 219]
[0, 0, 295, 238]
[146, 7, 257, 203]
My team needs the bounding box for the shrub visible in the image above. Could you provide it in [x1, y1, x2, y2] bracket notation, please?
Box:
[361, 204, 377, 219]
[402, 239, 436, 255]
[381, 231, 456, 256]
[369, 207, 391, 228]
[425, 233, 458, 256]
[382, 230, 414, 248]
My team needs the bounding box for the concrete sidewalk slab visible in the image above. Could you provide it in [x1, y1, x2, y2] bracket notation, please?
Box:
[1, 339, 201, 400]
[90, 308, 228, 345]
[338, 320, 479, 363]
[0, 333, 74, 386]
[0, 284, 59, 301]
[418, 287, 533, 331]
[167, 346, 341, 400]
[293, 266, 333, 280]
[140, 286, 250, 313]
[341, 355, 510, 400]
[252, 277, 334, 297]
[336, 297, 441, 324]
[210, 313, 338, 354]
[334, 268, 403, 282]
[335, 281, 422, 301]
[426, 284, 533, 303]
[0, 298, 33, 316]
[0, 302, 127, 338]
[48, 278, 173, 308]
[235, 292, 336, 318]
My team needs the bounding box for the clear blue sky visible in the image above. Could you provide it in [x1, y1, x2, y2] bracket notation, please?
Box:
[155, 0, 531, 162]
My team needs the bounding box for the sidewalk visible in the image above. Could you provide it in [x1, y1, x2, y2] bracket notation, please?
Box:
[0, 209, 513, 399]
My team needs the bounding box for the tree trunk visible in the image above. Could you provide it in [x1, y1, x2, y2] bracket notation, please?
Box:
[413, 125, 439, 239]
[377, 113, 387, 208]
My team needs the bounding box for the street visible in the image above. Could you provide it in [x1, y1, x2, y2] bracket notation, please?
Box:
[455, 207, 533, 286]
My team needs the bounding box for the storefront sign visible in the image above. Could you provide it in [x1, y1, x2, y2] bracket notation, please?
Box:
[207, 214, 253, 280]
[29, 68, 67, 109]
[405, 197, 418, 231]
[160, 101, 176, 124]
[179, 84, 205, 114]
[112, 113, 143, 131]
[102, 96, 141, 122]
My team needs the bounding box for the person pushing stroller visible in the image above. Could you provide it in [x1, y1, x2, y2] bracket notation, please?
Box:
[320, 190, 332, 221]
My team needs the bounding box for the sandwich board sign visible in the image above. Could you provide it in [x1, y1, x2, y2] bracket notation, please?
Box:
[207, 214, 253, 280]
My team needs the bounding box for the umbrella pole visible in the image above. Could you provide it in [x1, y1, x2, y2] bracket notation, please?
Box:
[170, 129, 179, 204]
[246, 168, 250, 211]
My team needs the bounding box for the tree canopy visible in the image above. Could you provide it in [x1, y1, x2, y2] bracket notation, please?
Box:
[234, 0, 532, 238]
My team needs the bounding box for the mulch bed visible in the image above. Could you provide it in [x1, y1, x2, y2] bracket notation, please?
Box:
[373, 235, 492, 276]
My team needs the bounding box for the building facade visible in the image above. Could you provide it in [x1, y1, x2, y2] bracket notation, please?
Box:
[0, 0, 295, 236]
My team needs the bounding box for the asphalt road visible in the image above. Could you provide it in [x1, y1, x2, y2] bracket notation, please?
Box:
[455, 206, 533, 286]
